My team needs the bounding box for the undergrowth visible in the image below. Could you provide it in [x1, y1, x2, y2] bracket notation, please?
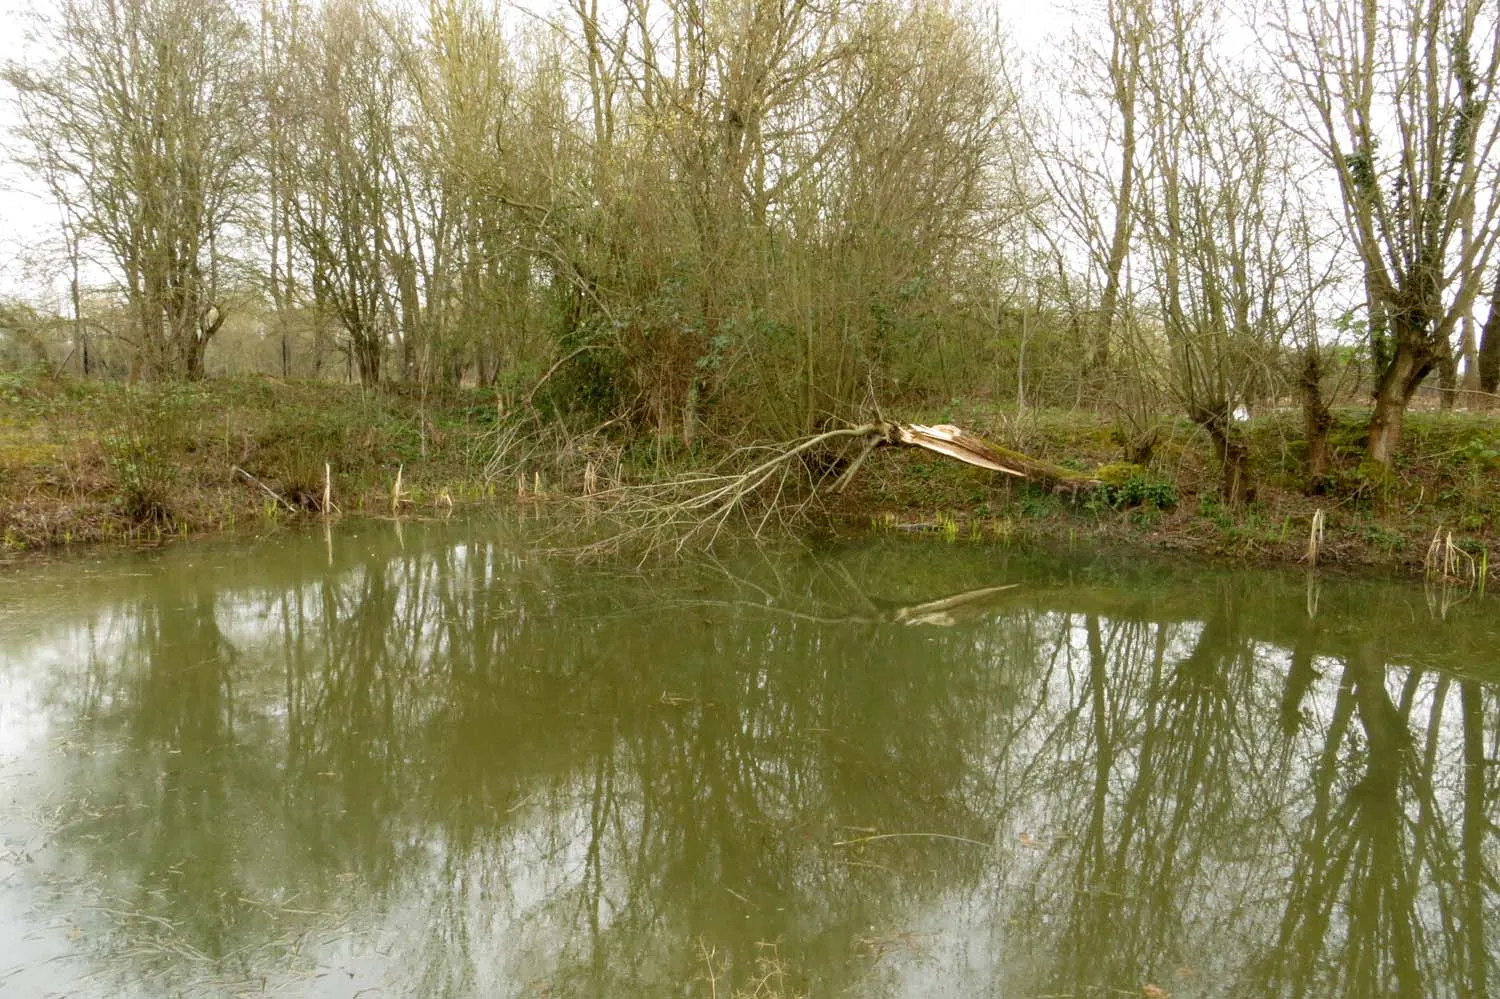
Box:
[3, 366, 1499, 580]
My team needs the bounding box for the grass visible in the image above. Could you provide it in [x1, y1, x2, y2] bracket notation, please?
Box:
[834, 403, 1500, 580]
[0, 368, 492, 552]
[3, 366, 1499, 580]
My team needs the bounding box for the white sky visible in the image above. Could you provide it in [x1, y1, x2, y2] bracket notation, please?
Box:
[0, 0, 66, 303]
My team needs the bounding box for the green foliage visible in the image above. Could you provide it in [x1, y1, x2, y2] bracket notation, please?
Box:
[99, 387, 195, 525]
[1359, 521, 1407, 556]
[1103, 470, 1178, 511]
[537, 335, 626, 426]
[1197, 493, 1233, 531]
[1017, 491, 1060, 519]
[1459, 436, 1500, 469]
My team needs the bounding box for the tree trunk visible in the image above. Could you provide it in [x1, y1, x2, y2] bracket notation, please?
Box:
[1459, 313, 1479, 401]
[1190, 404, 1254, 509]
[183, 304, 223, 380]
[1092, 2, 1142, 380]
[184, 339, 207, 380]
[1460, 216, 1479, 402]
[1437, 338, 1457, 410]
[1477, 274, 1500, 399]
[355, 331, 381, 387]
[1217, 430, 1253, 509]
[1300, 349, 1333, 491]
[1366, 337, 1433, 471]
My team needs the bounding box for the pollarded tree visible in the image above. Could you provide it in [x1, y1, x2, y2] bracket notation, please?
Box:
[4, 0, 258, 378]
[1283, 0, 1500, 472]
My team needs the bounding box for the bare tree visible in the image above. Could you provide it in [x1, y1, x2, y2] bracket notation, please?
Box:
[256, 0, 304, 377]
[1024, 0, 1156, 434]
[5, 0, 258, 378]
[1137, 0, 1313, 506]
[1282, 0, 1500, 472]
[391, 0, 521, 387]
[281, 0, 401, 386]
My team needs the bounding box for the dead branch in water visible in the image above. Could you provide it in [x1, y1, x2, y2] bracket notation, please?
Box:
[568, 421, 1106, 558]
[578, 423, 891, 557]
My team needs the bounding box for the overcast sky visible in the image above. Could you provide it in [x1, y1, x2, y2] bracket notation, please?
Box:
[0, 0, 61, 302]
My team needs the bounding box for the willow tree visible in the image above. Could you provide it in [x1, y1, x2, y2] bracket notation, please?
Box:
[488, 0, 1019, 444]
[810, 3, 1013, 422]
[4, 0, 257, 378]
[550, 0, 863, 441]
[1284, 0, 1500, 472]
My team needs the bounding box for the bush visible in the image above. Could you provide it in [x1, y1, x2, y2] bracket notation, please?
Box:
[99, 386, 194, 526]
[1106, 470, 1178, 511]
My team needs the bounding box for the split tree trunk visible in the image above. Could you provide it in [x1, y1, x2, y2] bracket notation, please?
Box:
[1188, 405, 1254, 508]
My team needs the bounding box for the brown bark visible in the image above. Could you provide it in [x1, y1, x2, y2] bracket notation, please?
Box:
[1188, 404, 1254, 508]
[1300, 350, 1333, 490]
[1366, 336, 1434, 469]
[1477, 274, 1500, 398]
[1216, 432, 1253, 509]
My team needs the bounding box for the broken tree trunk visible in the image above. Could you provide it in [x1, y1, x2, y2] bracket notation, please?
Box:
[572, 421, 1111, 558]
[887, 423, 1104, 488]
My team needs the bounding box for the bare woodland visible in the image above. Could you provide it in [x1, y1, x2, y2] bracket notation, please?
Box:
[3, 0, 1500, 498]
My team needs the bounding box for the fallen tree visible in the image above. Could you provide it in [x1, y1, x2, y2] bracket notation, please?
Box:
[563, 421, 1117, 557]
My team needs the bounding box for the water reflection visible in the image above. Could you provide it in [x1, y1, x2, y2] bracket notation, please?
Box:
[1, 525, 1497, 997]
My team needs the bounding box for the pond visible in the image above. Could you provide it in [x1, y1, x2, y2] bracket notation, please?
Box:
[0, 519, 1496, 998]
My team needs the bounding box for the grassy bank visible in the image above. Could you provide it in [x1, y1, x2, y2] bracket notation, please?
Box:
[0, 370, 496, 550]
[3, 368, 1498, 581]
[836, 400, 1500, 580]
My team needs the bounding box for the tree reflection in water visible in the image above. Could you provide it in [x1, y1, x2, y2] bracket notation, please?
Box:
[9, 525, 1497, 997]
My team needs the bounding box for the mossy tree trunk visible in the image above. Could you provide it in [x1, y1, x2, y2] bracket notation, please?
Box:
[1288, 0, 1500, 472]
[1366, 324, 1437, 472]
[1299, 349, 1333, 491]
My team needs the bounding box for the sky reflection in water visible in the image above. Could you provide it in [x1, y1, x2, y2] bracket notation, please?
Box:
[0, 520, 1496, 998]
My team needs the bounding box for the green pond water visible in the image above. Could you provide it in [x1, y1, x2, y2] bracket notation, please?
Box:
[0, 518, 1497, 998]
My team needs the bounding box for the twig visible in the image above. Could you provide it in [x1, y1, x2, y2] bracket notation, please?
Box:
[233, 466, 297, 513]
[831, 831, 992, 848]
[833, 434, 883, 493]
[524, 343, 609, 410]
